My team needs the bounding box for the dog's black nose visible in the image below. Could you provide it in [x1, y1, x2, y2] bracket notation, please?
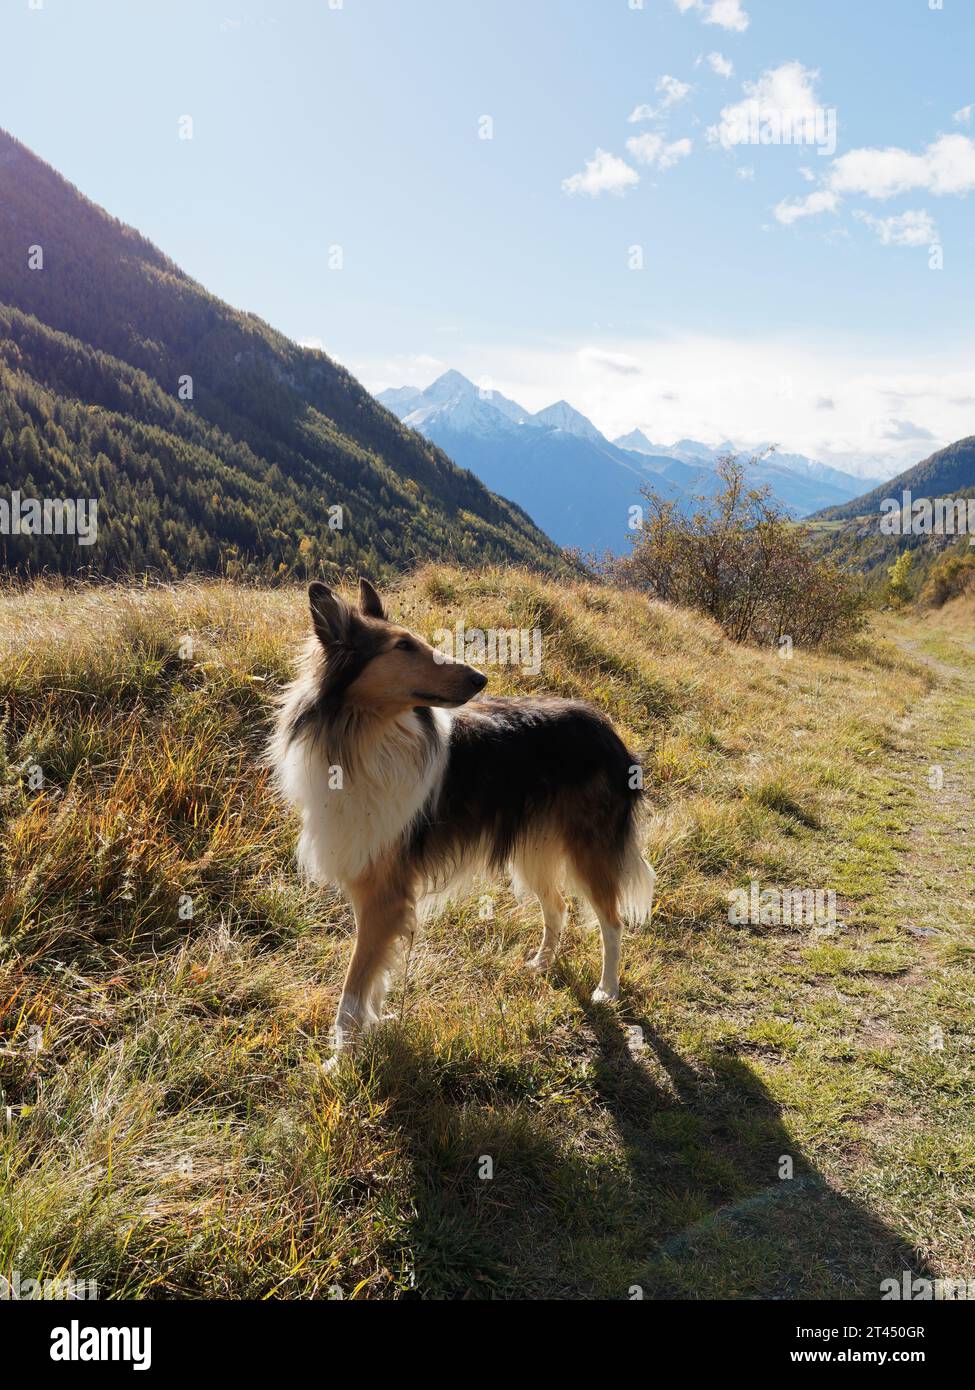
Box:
[470, 670, 488, 692]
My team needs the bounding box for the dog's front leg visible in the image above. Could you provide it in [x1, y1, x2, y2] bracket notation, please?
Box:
[331, 867, 415, 1056]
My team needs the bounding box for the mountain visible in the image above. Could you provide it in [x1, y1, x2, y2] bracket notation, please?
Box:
[533, 400, 604, 442]
[614, 431, 870, 514]
[377, 368, 876, 552]
[811, 437, 975, 522]
[805, 436, 975, 598]
[379, 372, 533, 438]
[373, 385, 424, 414]
[614, 428, 656, 454]
[0, 129, 565, 579]
[379, 371, 687, 552]
[617, 434, 733, 464]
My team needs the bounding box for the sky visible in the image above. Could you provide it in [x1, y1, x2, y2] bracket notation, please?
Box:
[2, 0, 974, 478]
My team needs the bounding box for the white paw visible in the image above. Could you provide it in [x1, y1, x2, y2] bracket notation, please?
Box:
[528, 951, 555, 972]
[322, 1052, 343, 1075]
[591, 986, 619, 1004]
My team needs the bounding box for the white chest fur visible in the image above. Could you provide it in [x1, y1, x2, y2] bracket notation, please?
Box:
[277, 709, 450, 886]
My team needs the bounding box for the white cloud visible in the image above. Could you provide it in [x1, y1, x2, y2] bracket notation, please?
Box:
[798, 166, 816, 183]
[773, 189, 839, 225]
[626, 134, 693, 170]
[853, 208, 939, 247]
[704, 51, 734, 78]
[578, 348, 645, 376]
[562, 148, 639, 197]
[953, 104, 973, 125]
[829, 133, 975, 198]
[657, 74, 692, 107]
[768, 132, 975, 237]
[628, 75, 691, 122]
[706, 0, 749, 31]
[625, 133, 664, 164]
[881, 419, 936, 441]
[736, 165, 755, 180]
[708, 62, 826, 151]
[676, 0, 749, 33]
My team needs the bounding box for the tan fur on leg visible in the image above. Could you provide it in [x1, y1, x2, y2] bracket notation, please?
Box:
[333, 862, 415, 1051]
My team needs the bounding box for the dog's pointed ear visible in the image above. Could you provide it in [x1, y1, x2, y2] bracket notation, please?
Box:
[358, 577, 386, 620]
[308, 582, 349, 648]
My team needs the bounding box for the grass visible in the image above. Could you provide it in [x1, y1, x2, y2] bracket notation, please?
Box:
[1, 566, 973, 1299]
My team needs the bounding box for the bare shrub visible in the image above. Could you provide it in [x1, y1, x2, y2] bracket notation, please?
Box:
[615, 455, 866, 647]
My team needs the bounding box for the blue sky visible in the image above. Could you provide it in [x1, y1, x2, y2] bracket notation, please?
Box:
[2, 0, 974, 476]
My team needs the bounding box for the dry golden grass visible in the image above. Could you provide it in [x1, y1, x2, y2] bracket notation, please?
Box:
[1, 566, 972, 1298]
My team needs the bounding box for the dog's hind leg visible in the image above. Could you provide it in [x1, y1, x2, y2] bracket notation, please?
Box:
[571, 845, 625, 1003]
[591, 906, 623, 1003]
[333, 866, 415, 1053]
[529, 882, 566, 973]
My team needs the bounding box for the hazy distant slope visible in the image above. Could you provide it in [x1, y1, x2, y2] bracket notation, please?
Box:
[812, 437, 975, 521]
[0, 128, 565, 577]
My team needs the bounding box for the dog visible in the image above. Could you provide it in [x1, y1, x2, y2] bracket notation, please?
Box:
[270, 578, 655, 1053]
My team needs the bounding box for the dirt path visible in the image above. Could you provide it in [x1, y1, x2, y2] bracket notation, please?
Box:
[889, 626, 975, 940]
[846, 619, 975, 1281]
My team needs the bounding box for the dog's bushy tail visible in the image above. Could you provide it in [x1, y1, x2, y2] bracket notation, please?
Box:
[618, 820, 656, 926]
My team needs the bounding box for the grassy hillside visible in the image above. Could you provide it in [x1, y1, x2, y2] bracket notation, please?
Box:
[2, 568, 973, 1299]
[0, 129, 564, 578]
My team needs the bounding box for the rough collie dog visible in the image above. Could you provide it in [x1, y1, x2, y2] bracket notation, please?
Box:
[271, 578, 655, 1053]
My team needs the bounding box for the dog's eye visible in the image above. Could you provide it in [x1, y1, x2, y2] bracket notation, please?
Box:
[394, 638, 415, 652]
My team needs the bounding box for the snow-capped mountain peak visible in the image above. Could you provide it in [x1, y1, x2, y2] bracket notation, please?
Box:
[376, 368, 875, 543]
[614, 428, 656, 454]
[422, 369, 478, 403]
[402, 391, 522, 437]
[533, 400, 604, 442]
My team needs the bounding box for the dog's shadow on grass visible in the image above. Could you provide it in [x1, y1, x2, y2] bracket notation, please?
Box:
[357, 981, 931, 1300]
[572, 994, 931, 1300]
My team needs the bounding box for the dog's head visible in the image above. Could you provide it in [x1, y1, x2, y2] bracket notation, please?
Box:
[308, 578, 487, 714]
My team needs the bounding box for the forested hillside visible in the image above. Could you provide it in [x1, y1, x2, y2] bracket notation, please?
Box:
[806, 435, 975, 601]
[812, 437, 975, 523]
[0, 130, 564, 578]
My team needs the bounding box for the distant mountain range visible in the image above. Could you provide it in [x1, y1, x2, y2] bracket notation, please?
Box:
[0, 130, 564, 579]
[811, 436, 975, 523]
[377, 372, 874, 553]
